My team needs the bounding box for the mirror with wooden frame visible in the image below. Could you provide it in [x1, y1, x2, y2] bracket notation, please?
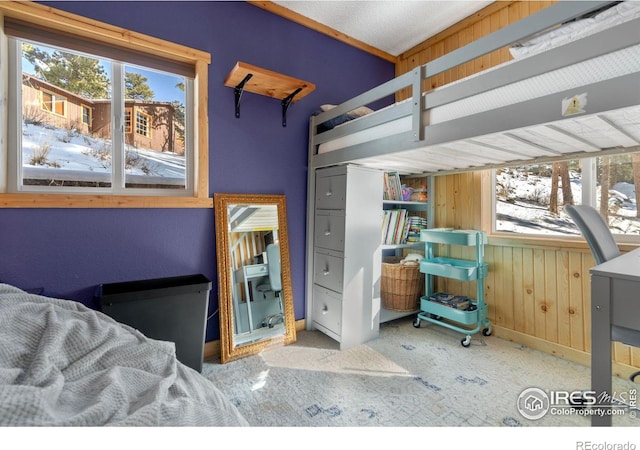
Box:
[214, 193, 296, 363]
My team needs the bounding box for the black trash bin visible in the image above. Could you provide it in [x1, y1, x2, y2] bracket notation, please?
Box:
[97, 274, 212, 373]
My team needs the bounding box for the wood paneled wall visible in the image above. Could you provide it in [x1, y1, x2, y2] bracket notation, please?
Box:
[398, 2, 640, 373]
[396, 1, 555, 101]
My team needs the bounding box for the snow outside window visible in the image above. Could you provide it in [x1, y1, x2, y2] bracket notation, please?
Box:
[9, 39, 192, 194]
[0, 3, 210, 208]
[494, 154, 640, 238]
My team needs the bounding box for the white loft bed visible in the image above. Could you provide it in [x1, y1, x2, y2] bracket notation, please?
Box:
[308, 1, 640, 176]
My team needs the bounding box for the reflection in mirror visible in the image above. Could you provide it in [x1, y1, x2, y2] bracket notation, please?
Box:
[214, 193, 296, 363]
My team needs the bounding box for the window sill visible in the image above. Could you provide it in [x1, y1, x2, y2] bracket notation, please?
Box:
[487, 233, 640, 253]
[0, 193, 213, 208]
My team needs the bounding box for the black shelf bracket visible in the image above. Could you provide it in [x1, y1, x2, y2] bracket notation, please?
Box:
[281, 87, 303, 127]
[233, 73, 253, 118]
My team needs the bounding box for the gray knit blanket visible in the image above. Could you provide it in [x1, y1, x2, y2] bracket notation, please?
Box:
[0, 284, 247, 426]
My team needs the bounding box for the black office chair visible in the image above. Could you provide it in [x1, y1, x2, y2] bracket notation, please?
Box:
[565, 204, 640, 381]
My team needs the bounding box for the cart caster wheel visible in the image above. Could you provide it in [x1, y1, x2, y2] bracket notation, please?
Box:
[413, 318, 421, 328]
[482, 327, 492, 336]
[461, 336, 471, 347]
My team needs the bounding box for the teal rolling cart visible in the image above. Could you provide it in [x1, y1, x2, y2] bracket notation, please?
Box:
[413, 228, 492, 347]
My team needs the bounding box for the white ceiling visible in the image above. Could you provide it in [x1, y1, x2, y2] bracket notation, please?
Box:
[272, 1, 493, 56]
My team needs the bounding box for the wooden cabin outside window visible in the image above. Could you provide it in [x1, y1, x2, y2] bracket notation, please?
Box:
[0, 1, 212, 208]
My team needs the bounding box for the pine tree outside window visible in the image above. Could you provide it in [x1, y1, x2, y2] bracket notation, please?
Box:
[493, 153, 640, 239]
[0, 2, 211, 208]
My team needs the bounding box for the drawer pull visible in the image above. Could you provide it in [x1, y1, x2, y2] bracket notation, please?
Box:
[322, 305, 328, 314]
[325, 191, 332, 197]
[324, 230, 331, 236]
[323, 269, 330, 276]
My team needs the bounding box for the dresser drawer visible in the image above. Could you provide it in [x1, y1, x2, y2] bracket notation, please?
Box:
[312, 285, 342, 337]
[315, 174, 347, 210]
[242, 264, 268, 278]
[314, 211, 345, 251]
[313, 250, 344, 293]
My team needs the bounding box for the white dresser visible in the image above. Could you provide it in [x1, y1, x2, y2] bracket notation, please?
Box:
[306, 165, 383, 349]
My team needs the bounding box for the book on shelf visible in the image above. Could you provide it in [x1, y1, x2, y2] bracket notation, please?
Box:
[406, 216, 428, 243]
[383, 171, 403, 201]
[381, 210, 427, 245]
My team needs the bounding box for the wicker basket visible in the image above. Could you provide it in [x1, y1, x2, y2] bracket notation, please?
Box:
[381, 256, 424, 312]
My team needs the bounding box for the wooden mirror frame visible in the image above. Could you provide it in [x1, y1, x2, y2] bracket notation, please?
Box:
[214, 193, 296, 363]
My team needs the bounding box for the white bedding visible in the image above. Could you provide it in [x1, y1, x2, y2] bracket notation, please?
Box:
[510, 1, 640, 59]
[317, 1, 640, 156]
[0, 283, 248, 426]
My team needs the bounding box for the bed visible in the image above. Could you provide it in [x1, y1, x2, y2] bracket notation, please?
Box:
[309, 0, 640, 176]
[0, 283, 248, 426]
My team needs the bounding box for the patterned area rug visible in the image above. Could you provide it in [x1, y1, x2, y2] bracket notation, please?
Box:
[203, 317, 639, 427]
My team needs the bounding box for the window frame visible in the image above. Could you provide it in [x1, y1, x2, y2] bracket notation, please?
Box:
[489, 152, 640, 245]
[134, 109, 151, 138]
[0, 2, 212, 208]
[41, 89, 66, 117]
[124, 107, 132, 134]
[81, 104, 91, 126]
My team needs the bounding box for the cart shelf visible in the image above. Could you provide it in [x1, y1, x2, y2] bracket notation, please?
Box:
[420, 257, 487, 281]
[420, 228, 487, 246]
[420, 298, 487, 327]
[414, 228, 491, 347]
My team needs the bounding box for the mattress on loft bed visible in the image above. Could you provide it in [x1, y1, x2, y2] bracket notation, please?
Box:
[317, 44, 640, 155]
[316, 1, 640, 156]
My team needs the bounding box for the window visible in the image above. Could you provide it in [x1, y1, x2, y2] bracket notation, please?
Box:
[124, 108, 132, 133]
[0, 2, 211, 208]
[81, 105, 91, 126]
[494, 152, 640, 240]
[135, 110, 150, 137]
[41, 91, 66, 116]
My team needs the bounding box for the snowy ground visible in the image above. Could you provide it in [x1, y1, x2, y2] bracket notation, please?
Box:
[496, 168, 640, 236]
[21, 122, 184, 184]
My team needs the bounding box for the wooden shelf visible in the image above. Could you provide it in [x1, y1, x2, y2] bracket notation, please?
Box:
[224, 61, 315, 101]
[224, 61, 315, 126]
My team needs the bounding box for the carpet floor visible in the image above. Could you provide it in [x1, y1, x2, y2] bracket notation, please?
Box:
[203, 317, 639, 427]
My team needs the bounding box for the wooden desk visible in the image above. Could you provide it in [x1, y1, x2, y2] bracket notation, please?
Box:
[590, 247, 640, 426]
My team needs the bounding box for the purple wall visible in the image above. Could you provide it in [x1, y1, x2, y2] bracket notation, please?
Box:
[1, 1, 394, 341]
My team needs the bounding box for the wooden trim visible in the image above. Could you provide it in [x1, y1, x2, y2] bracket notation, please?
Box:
[398, 1, 519, 60]
[1, 1, 212, 208]
[488, 234, 640, 254]
[0, 1, 210, 64]
[494, 325, 640, 381]
[247, 1, 397, 64]
[195, 59, 209, 201]
[0, 193, 213, 208]
[204, 340, 220, 361]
